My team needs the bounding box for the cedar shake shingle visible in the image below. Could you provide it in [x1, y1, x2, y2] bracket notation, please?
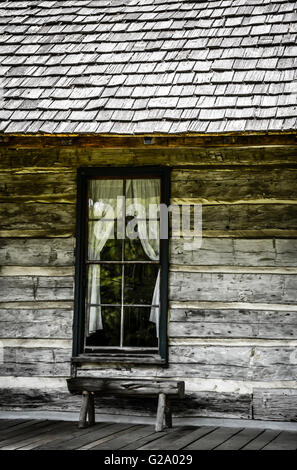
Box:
[0, 0, 296, 134]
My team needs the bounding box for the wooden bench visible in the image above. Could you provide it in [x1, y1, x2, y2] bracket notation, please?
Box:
[67, 378, 185, 432]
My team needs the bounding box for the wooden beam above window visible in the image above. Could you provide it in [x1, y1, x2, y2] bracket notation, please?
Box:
[0, 132, 296, 149]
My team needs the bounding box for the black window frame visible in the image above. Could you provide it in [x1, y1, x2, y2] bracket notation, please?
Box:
[72, 166, 171, 364]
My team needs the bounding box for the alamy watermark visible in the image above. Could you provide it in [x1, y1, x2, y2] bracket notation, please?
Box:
[90, 196, 202, 250]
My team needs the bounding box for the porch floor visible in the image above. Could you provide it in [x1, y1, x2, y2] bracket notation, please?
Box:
[1, 418, 297, 450]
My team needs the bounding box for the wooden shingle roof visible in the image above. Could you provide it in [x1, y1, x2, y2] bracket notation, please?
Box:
[0, 0, 296, 134]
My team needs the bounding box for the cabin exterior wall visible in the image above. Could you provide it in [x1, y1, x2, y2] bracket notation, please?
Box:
[1, 144, 297, 421]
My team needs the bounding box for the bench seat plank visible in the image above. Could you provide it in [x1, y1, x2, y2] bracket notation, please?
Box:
[67, 378, 185, 399]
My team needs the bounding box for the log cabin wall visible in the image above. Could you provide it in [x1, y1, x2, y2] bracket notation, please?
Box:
[1, 143, 297, 421]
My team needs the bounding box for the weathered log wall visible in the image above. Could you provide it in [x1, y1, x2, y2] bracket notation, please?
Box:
[1, 145, 297, 421]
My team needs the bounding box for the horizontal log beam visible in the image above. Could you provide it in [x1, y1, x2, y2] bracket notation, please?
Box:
[0, 266, 74, 277]
[169, 320, 297, 340]
[172, 198, 297, 205]
[0, 339, 72, 348]
[0, 133, 296, 149]
[72, 354, 165, 365]
[169, 301, 297, 312]
[0, 301, 74, 309]
[170, 265, 297, 274]
[0, 276, 74, 302]
[170, 238, 297, 267]
[0, 238, 75, 267]
[67, 378, 185, 398]
[169, 272, 297, 303]
[171, 167, 297, 205]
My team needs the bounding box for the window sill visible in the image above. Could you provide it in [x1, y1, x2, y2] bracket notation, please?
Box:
[72, 353, 166, 366]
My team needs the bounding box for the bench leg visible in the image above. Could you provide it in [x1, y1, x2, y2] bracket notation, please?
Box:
[155, 393, 166, 432]
[78, 391, 90, 429]
[88, 392, 95, 426]
[165, 399, 172, 428]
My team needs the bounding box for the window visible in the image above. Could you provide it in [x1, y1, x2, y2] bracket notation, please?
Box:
[73, 167, 170, 364]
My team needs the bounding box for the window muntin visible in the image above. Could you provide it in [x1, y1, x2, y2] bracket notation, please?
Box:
[84, 176, 161, 352]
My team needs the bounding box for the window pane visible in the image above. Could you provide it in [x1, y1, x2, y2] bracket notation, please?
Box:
[87, 264, 122, 306]
[124, 236, 159, 262]
[88, 222, 122, 261]
[125, 178, 160, 213]
[124, 264, 160, 305]
[123, 307, 158, 347]
[86, 307, 121, 347]
[88, 179, 123, 219]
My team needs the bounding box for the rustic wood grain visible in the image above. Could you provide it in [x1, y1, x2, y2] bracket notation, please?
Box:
[262, 431, 297, 450]
[169, 318, 297, 340]
[0, 307, 72, 338]
[178, 204, 297, 232]
[184, 426, 242, 450]
[253, 388, 297, 422]
[1, 146, 297, 171]
[0, 171, 76, 204]
[215, 428, 265, 450]
[241, 429, 281, 450]
[67, 378, 185, 398]
[0, 203, 75, 237]
[0, 347, 71, 377]
[169, 272, 297, 303]
[171, 167, 297, 204]
[170, 238, 297, 266]
[0, 238, 75, 266]
[1, 133, 296, 149]
[0, 276, 74, 302]
[169, 345, 297, 381]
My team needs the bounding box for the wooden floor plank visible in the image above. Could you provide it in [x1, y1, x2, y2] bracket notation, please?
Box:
[17, 422, 77, 450]
[35, 422, 111, 450]
[0, 420, 46, 439]
[43, 423, 135, 450]
[242, 430, 281, 450]
[0, 420, 59, 448]
[138, 426, 197, 450]
[117, 425, 157, 450]
[215, 428, 264, 450]
[121, 428, 172, 450]
[0, 419, 296, 451]
[164, 426, 218, 450]
[0, 421, 66, 450]
[82, 425, 155, 450]
[184, 427, 243, 450]
[0, 419, 28, 431]
[262, 431, 297, 450]
[80, 425, 142, 450]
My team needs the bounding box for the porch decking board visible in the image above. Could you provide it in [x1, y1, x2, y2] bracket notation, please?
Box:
[184, 426, 243, 450]
[215, 428, 265, 450]
[34, 422, 110, 450]
[0, 420, 59, 448]
[0, 419, 29, 431]
[120, 428, 173, 450]
[262, 431, 297, 450]
[13, 422, 77, 450]
[161, 426, 218, 450]
[81, 425, 145, 450]
[138, 426, 199, 450]
[242, 429, 282, 450]
[39, 423, 136, 450]
[0, 419, 46, 439]
[0, 419, 297, 450]
[0, 420, 66, 450]
[84, 424, 156, 450]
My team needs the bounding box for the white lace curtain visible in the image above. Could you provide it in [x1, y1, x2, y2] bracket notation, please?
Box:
[87, 179, 160, 337]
